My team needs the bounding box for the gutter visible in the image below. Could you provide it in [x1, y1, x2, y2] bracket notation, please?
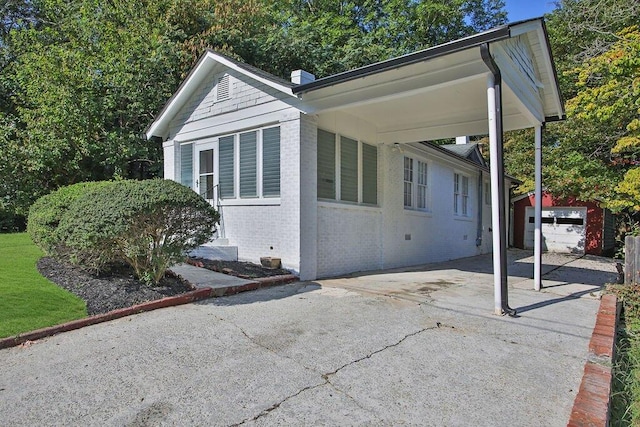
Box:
[292, 26, 511, 95]
[480, 43, 516, 317]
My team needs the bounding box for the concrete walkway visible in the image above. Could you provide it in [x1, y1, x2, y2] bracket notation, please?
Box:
[0, 251, 618, 426]
[171, 263, 259, 289]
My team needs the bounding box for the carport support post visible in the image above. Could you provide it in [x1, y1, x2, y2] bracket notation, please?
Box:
[487, 73, 510, 315]
[534, 125, 543, 291]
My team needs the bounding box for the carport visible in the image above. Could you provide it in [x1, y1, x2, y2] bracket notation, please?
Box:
[293, 17, 565, 314]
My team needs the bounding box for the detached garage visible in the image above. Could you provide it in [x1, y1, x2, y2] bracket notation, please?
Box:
[513, 192, 615, 256]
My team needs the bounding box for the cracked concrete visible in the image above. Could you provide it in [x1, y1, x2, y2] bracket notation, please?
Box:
[0, 251, 617, 426]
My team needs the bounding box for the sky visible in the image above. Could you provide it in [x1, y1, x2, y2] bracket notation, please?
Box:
[503, 0, 558, 22]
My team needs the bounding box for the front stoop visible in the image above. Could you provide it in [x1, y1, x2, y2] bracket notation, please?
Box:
[567, 294, 620, 427]
[189, 242, 238, 261]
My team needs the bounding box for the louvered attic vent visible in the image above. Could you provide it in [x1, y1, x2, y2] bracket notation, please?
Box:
[216, 74, 231, 101]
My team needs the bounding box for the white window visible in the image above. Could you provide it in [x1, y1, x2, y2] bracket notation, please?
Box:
[484, 181, 491, 205]
[179, 142, 194, 189]
[462, 176, 469, 215]
[239, 131, 258, 197]
[218, 135, 235, 198]
[182, 126, 279, 201]
[417, 161, 428, 209]
[317, 129, 377, 205]
[404, 157, 429, 211]
[454, 173, 470, 216]
[404, 157, 413, 208]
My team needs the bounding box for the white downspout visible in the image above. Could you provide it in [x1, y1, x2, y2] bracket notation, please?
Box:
[487, 74, 503, 315]
[482, 43, 516, 316]
[534, 125, 543, 290]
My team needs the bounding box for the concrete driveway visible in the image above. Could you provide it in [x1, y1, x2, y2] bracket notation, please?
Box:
[0, 250, 618, 426]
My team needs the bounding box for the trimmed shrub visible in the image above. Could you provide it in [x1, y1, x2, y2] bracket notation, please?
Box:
[57, 179, 219, 284]
[27, 181, 114, 254]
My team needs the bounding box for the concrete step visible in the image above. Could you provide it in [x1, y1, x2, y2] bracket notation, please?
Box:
[208, 238, 229, 246]
[189, 244, 238, 261]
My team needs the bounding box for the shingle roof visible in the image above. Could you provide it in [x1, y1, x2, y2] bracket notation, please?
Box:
[205, 49, 295, 89]
[440, 143, 486, 167]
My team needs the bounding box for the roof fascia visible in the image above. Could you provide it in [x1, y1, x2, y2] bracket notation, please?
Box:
[206, 51, 294, 95]
[293, 26, 511, 95]
[145, 51, 211, 139]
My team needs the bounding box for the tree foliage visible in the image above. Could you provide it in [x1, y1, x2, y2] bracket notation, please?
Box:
[565, 27, 640, 211]
[0, 0, 508, 219]
[261, 0, 506, 77]
[505, 0, 640, 218]
[2, 1, 185, 204]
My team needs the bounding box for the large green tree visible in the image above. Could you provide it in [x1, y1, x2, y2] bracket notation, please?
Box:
[0, 0, 507, 220]
[260, 0, 506, 78]
[504, 0, 640, 215]
[1, 0, 188, 215]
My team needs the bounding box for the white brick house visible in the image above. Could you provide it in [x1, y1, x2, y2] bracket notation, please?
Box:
[146, 18, 564, 283]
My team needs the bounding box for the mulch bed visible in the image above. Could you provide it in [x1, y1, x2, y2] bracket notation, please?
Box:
[187, 257, 292, 279]
[38, 256, 294, 316]
[37, 257, 194, 316]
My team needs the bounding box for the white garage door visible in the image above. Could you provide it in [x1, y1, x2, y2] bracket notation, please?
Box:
[524, 207, 587, 254]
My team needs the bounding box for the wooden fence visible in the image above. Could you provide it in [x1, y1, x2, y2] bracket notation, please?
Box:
[626, 236, 640, 285]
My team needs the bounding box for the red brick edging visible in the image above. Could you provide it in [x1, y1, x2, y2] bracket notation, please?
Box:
[567, 294, 620, 427]
[0, 273, 298, 351]
[0, 288, 213, 350]
[207, 274, 298, 297]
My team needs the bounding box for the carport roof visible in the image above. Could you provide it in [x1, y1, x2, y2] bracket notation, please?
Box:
[292, 21, 514, 94]
[293, 17, 564, 143]
[146, 17, 564, 142]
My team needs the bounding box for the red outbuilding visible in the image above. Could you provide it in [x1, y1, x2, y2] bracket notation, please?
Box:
[513, 192, 615, 256]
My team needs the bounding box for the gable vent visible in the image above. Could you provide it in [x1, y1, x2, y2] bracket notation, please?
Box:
[216, 74, 231, 101]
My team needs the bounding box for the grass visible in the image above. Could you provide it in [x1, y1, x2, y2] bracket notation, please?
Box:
[0, 233, 86, 339]
[609, 284, 640, 426]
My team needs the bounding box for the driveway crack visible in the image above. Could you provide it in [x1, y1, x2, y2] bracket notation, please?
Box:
[228, 324, 450, 426]
[323, 325, 445, 378]
[229, 380, 326, 426]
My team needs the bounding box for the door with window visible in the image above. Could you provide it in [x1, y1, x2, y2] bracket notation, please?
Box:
[196, 142, 216, 205]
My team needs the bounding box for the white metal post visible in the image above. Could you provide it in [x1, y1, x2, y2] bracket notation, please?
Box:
[534, 125, 543, 291]
[487, 74, 502, 315]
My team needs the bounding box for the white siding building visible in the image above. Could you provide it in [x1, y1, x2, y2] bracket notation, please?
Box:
[147, 18, 564, 284]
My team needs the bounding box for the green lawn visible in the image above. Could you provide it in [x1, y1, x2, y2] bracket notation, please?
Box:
[0, 233, 86, 339]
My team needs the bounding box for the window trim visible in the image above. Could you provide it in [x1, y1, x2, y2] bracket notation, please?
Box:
[317, 128, 378, 206]
[403, 156, 430, 212]
[403, 157, 413, 208]
[179, 124, 280, 203]
[454, 172, 471, 217]
[484, 181, 491, 205]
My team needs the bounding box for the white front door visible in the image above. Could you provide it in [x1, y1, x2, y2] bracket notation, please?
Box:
[196, 142, 216, 206]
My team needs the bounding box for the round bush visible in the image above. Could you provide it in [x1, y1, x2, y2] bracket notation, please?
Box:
[57, 179, 220, 284]
[27, 181, 114, 254]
